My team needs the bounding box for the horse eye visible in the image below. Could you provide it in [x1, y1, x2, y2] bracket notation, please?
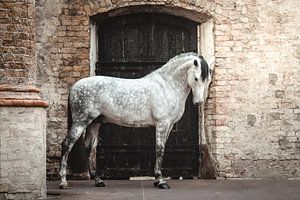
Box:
[195, 77, 198, 81]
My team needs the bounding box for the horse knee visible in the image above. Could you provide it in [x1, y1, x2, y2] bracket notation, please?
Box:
[156, 149, 164, 158]
[156, 143, 165, 157]
[61, 134, 76, 148]
[61, 127, 83, 155]
[61, 138, 71, 155]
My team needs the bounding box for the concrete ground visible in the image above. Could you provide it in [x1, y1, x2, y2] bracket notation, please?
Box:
[46, 179, 300, 200]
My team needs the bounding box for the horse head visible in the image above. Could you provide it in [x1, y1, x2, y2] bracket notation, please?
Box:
[187, 56, 213, 106]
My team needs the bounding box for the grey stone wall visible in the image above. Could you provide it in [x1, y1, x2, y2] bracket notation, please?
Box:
[0, 107, 47, 199]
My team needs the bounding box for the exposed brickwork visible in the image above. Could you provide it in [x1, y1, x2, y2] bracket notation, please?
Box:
[34, 0, 300, 180]
[207, 0, 300, 179]
[0, 0, 37, 85]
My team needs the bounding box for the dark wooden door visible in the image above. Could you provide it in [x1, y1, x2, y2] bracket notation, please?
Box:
[95, 13, 199, 179]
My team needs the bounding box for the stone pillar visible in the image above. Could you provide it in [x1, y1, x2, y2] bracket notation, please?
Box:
[0, 103, 47, 200]
[0, 0, 48, 199]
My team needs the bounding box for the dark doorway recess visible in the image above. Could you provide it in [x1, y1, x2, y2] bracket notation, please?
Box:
[95, 13, 199, 179]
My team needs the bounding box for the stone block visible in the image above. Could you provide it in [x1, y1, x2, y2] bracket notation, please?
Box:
[0, 107, 47, 199]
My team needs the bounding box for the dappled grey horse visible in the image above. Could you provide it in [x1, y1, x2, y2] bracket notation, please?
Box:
[59, 52, 213, 189]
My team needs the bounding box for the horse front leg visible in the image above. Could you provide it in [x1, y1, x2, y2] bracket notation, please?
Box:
[59, 123, 85, 189]
[154, 122, 173, 189]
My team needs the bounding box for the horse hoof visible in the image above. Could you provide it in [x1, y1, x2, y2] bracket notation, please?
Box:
[95, 182, 105, 187]
[59, 184, 70, 189]
[153, 181, 159, 187]
[158, 183, 170, 189]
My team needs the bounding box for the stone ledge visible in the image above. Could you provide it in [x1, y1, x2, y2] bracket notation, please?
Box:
[0, 99, 48, 107]
[0, 85, 48, 107]
[0, 85, 41, 93]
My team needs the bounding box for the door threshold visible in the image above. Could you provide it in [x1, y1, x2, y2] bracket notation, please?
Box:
[129, 176, 156, 181]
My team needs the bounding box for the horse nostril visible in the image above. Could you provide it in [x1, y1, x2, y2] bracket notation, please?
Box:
[194, 102, 200, 107]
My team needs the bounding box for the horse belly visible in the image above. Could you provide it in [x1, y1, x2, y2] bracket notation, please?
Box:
[100, 93, 154, 127]
[103, 108, 154, 127]
[90, 77, 155, 127]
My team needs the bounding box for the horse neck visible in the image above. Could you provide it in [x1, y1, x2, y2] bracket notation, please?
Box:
[158, 60, 193, 98]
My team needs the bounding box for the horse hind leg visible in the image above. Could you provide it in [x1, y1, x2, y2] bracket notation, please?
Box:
[85, 119, 105, 187]
[59, 122, 86, 189]
[84, 120, 100, 176]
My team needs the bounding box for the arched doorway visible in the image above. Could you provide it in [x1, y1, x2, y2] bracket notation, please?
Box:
[94, 13, 199, 179]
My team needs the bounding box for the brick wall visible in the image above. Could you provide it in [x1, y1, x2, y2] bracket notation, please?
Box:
[0, 0, 37, 85]
[35, 0, 300, 179]
[209, 0, 300, 179]
[36, 0, 90, 177]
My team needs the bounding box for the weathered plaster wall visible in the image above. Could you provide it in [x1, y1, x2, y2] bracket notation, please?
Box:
[35, 0, 300, 179]
[0, 107, 47, 200]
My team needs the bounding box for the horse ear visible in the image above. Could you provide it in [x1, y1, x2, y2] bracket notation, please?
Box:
[194, 59, 198, 67]
[200, 59, 209, 81]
